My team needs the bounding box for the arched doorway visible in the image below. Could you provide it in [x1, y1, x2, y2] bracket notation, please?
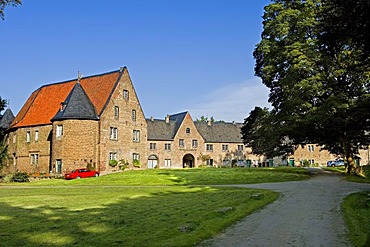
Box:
[147, 155, 158, 169]
[183, 154, 195, 168]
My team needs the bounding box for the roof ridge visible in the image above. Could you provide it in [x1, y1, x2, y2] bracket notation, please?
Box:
[38, 69, 122, 90]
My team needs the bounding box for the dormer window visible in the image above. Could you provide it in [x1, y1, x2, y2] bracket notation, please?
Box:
[186, 128, 190, 134]
[60, 102, 66, 111]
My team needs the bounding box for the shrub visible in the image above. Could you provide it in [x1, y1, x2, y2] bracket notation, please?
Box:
[118, 159, 129, 170]
[133, 159, 141, 168]
[109, 160, 118, 167]
[12, 172, 29, 182]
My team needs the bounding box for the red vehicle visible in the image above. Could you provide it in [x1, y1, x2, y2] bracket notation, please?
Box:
[64, 168, 100, 180]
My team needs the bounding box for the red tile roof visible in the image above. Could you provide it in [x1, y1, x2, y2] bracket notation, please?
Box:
[9, 69, 121, 129]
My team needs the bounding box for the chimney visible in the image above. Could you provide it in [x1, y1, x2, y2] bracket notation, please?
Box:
[207, 120, 212, 126]
[150, 116, 154, 122]
[232, 121, 236, 125]
[165, 114, 170, 123]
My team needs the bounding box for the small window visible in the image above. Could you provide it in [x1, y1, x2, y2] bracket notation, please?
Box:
[308, 145, 315, 152]
[192, 139, 198, 148]
[238, 145, 244, 151]
[13, 133, 16, 143]
[123, 90, 129, 99]
[109, 152, 117, 160]
[179, 139, 184, 147]
[222, 144, 229, 152]
[110, 127, 118, 140]
[165, 143, 171, 151]
[114, 106, 119, 118]
[150, 143, 156, 150]
[30, 153, 39, 165]
[56, 125, 63, 137]
[133, 153, 140, 161]
[35, 131, 39, 142]
[206, 144, 213, 151]
[186, 128, 190, 134]
[132, 110, 136, 121]
[26, 131, 30, 142]
[164, 159, 171, 167]
[133, 130, 140, 142]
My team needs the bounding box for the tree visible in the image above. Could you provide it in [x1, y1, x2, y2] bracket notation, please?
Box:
[245, 0, 370, 173]
[320, 0, 370, 60]
[195, 116, 215, 123]
[241, 107, 296, 159]
[0, 0, 21, 20]
[0, 97, 8, 170]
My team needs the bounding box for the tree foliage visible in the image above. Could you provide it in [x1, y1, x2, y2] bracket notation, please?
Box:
[243, 0, 370, 172]
[0, 0, 21, 20]
[195, 116, 215, 123]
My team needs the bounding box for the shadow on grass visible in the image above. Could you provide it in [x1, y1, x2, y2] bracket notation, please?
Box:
[0, 186, 276, 247]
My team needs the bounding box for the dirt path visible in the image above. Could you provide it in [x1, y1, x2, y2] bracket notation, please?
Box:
[198, 168, 370, 247]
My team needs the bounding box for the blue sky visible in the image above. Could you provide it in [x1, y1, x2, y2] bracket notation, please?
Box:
[0, 0, 271, 122]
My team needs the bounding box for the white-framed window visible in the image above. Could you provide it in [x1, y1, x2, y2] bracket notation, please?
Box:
[56, 125, 63, 137]
[133, 153, 140, 161]
[165, 143, 171, 151]
[206, 159, 214, 166]
[308, 145, 315, 152]
[26, 131, 30, 142]
[56, 159, 62, 173]
[110, 127, 118, 140]
[222, 144, 229, 152]
[164, 159, 171, 167]
[186, 127, 190, 134]
[192, 139, 198, 148]
[133, 130, 140, 142]
[132, 110, 136, 121]
[30, 153, 39, 165]
[206, 144, 213, 151]
[109, 152, 117, 160]
[123, 90, 129, 99]
[238, 145, 244, 151]
[35, 131, 39, 142]
[150, 143, 156, 150]
[114, 106, 119, 118]
[179, 139, 184, 147]
[309, 159, 315, 165]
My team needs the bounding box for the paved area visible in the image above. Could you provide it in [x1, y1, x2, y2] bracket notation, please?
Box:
[198, 168, 370, 247]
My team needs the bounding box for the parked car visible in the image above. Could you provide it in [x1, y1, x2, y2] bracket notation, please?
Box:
[65, 168, 99, 180]
[327, 159, 345, 167]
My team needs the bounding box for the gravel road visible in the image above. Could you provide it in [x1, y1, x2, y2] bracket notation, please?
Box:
[198, 168, 370, 247]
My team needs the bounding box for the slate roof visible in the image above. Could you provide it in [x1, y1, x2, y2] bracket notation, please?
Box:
[52, 82, 98, 121]
[194, 121, 244, 143]
[147, 111, 244, 143]
[9, 69, 122, 129]
[0, 109, 15, 129]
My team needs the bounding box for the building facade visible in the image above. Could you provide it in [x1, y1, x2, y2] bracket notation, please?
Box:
[2, 67, 369, 175]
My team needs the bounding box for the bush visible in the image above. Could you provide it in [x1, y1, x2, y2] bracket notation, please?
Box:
[133, 159, 141, 168]
[109, 160, 118, 167]
[0, 173, 30, 183]
[118, 159, 129, 170]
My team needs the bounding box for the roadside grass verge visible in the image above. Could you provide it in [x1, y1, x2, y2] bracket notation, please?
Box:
[322, 166, 370, 183]
[342, 192, 370, 247]
[0, 186, 278, 246]
[2, 167, 310, 187]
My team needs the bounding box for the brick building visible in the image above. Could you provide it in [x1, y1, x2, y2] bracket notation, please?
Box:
[2, 67, 369, 174]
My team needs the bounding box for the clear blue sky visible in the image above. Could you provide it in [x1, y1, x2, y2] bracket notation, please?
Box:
[1, 0, 271, 122]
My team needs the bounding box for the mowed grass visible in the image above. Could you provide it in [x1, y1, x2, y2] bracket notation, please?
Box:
[17, 167, 311, 187]
[342, 192, 370, 247]
[0, 167, 309, 246]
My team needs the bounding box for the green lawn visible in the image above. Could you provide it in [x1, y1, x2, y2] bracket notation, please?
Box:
[0, 167, 309, 246]
[9, 167, 311, 186]
[342, 192, 370, 247]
